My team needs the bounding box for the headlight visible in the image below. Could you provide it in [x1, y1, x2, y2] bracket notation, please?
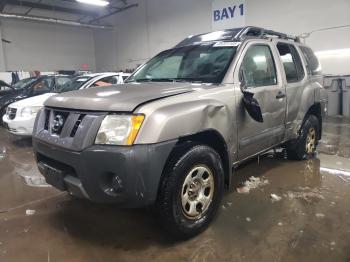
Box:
[21, 106, 42, 118]
[95, 114, 145, 145]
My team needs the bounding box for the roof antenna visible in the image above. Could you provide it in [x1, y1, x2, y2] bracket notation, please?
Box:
[298, 24, 350, 43]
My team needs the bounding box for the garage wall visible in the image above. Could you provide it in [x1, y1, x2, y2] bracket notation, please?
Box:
[0, 19, 96, 71]
[93, 28, 116, 73]
[246, 0, 350, 75]
[95, 0, 350, 75]
[98, 0, 211, 71]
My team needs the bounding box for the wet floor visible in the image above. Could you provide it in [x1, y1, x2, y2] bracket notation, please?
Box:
[0, 116, 350, 262]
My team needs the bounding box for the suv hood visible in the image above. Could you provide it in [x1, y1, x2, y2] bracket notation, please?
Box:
[45, 82, 201, 112]
[10, 93, 56, 108]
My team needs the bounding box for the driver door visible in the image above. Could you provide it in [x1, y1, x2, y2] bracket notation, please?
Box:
[235, 42, 286, 160]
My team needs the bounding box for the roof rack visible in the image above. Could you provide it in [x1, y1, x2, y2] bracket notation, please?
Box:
[235, 26, 300, 43]
[175, 26, 300, 48]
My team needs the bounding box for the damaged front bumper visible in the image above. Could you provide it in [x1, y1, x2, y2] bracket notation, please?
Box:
[33, 139, 177, 207]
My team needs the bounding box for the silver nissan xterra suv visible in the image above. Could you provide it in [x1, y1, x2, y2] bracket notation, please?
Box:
[33, 27, 327, 239]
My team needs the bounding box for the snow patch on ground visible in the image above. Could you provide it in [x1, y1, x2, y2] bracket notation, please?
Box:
[285, 187, 324, 204]
[23, 176, 50, 187]
[236, 176, 269, 194]
[270, 193, 282, 202]
[25, 209, 36, 216]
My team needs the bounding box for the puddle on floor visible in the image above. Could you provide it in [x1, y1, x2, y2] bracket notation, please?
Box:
[1, 118, 350, 262]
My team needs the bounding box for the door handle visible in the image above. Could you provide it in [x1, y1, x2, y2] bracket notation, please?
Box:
[276, 91, 286, 99]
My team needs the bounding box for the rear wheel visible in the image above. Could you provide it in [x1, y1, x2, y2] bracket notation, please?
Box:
[286, 115, 319, 160]
[156, 144, 224, 239]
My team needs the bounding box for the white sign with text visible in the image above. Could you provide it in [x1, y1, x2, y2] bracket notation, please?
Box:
[212, 0, 245, 31]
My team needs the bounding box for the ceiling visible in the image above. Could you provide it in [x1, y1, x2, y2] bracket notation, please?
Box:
[0, 0, 138, 26]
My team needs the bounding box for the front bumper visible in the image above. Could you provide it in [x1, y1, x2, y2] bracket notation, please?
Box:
[2, 114, 35, 136]
[33, 138, 177, 207]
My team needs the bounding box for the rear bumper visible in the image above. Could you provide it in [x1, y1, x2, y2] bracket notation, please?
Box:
[33, 138, 177, 207]
[2, 114, 35, 136]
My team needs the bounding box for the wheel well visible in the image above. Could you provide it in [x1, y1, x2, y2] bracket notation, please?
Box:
[170, 130, 231, 188]
[305, 103, 322, 139]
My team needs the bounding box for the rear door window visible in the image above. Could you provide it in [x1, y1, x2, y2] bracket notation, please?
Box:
[289, 45, 305, 80]
[277, 43, 305, 83]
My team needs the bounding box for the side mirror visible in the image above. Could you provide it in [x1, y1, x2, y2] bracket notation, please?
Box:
[242, 91, 263, 123]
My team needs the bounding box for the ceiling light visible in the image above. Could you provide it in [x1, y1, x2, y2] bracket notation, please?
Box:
[76, 0, 110, 6]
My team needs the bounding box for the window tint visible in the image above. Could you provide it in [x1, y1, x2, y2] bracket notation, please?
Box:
[277, 43, 304, 83]
[32, 77, 54, 94]
[290, 45, 305, 80]
[12, 77, 37, 90]
[240, 45, 277, 88]
[56, 77, 71, 89]
[300, 46, 322, 75]
[277, 43, 297, 82]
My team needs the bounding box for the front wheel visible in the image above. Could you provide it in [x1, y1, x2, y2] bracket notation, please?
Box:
[0, 107, 6, 126]
[156, 144, 224, 239]
[286, 115, 320, 160]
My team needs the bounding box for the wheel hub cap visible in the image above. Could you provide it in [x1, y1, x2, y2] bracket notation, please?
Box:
[181, 165, 214, 220]
[306, 127, 316, 154]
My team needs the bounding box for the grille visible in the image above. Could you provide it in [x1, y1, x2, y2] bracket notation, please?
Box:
[6, 107, 17, 120]
[70, 114, 86, 137]
[37, 108, 104, 151]
[44, 109, 85, 137]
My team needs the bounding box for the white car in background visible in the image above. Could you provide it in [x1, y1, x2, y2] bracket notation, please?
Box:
[2, 72, 130, 136]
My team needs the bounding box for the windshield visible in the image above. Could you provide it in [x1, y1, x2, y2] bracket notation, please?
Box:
[127, 43, 238, 84]
[12, 77, 37, 90]
[56, 75, 92, 93]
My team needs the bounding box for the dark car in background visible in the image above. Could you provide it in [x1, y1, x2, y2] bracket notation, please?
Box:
[1, 77, 38, 92]
[0, 75, 72, 125]
[0, 80, 14, 91]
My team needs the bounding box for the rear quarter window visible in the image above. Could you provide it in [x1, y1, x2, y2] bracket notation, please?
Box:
[299, 46, 322, 76]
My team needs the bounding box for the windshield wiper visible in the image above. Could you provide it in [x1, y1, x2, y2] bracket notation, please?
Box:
[127, 78, 204, 83]
[126, 78, 174, 83]
[151, 78, 189, 82]
[132, 78, 154, 82]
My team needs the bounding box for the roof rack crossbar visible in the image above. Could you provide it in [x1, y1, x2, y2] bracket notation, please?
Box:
[234, 26, 300, 43]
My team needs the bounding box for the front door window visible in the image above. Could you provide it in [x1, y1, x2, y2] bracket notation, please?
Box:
[240, 45, 277, 88]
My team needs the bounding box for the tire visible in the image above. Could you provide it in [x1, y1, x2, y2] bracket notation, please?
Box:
[286, 115, 320, 160]
[156, 144, 224, 239]
[0, 107, 5, 126]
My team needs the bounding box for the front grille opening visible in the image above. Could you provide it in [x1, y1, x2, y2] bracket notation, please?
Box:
[37, 153, 77, 178]
[44, 109, 50, 130]
[70, 114, 86, 137]
[52, 111, 70, 135]
[7, 108, 17, 120]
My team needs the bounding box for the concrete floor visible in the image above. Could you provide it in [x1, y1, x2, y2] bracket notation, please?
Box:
[0, 116, 350, 262]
